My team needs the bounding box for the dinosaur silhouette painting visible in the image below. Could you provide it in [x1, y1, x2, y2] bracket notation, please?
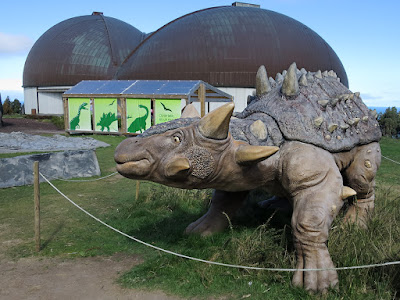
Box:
[160, 102, 172, 112]
[70, 102, 88, 130]
[97, 112, 118, 132]
[128, 104, 149, 133]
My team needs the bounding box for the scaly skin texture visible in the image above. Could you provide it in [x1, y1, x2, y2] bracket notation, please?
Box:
[114, 63, 381, 294]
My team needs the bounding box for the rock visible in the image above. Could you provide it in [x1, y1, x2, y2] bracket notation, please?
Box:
[0, 132, 109, 153]
[0, 150, 101, 188]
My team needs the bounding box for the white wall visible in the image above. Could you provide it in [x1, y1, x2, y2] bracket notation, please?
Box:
[185, 87, 255, 115]
[23, 87, 38, 114]
[38, 92, 64, 115]
[211, 87, 255, 113]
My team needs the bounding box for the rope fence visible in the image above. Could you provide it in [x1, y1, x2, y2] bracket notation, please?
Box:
[382, 155, 400, 165]
[57, 172, 118, 182]
[39, 171, 400, 272]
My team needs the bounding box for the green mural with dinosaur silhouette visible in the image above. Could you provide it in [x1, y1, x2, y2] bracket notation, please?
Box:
[126, 99, 151, 133]
[95, 98, 118, 132]
[155, 99, 181, 124]
[68, 98, 91, 131]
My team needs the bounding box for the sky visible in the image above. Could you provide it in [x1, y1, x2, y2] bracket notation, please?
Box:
[0, 0, 399, 108]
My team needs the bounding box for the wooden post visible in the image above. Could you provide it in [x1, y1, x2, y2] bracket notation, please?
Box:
[91, 98, 96, 132]
[63, 97, 70, 135]
[151, 99, 156, 125]
[199, 83, 206, 117]
[120, 97, 127, 134]
[33, 161, 40, 252]
[135, 181, 140, 201]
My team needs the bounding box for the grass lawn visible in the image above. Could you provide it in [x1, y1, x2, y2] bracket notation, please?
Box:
[0, 135, 399, 299]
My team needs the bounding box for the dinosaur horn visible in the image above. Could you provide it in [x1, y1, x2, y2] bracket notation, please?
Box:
[181, 104, 200, 118]
[198, 102, 234, 140]
[165, 157, 190, 177]
[235, 145, 279, 165]
[256, 65, 271, 96]
[342, 186, 357, 199]
[282, 62, 299, 97]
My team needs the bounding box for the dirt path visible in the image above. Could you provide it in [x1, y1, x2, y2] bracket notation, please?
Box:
[0, 117, 64, 134]
[0, 254, 181, 300]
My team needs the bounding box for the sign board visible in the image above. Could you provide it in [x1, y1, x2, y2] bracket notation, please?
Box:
[94, 98, 118, 132]
[126, 98, 152, 133]
[68, 98, 92, 131]
[154, 99, 181, 124]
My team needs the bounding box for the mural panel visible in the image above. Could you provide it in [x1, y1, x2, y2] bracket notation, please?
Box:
[154, 99, 181, 124]
[126, 98, 151, 133]
[94, 98, 118, 132]
[68, 98, 91, 131]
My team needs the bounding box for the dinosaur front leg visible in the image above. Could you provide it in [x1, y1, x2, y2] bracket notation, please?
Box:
[343, 142, 381, 227]
[281, 142, 343, 293]
[185, 190, 248, 236]
[291, 191, 343, 293]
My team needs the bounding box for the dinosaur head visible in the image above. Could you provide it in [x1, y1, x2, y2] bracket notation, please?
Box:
[115, 102, 279, 190]
[80, 102, 89, 110]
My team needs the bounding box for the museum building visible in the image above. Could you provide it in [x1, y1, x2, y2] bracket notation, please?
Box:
[23, 3, 348, 115]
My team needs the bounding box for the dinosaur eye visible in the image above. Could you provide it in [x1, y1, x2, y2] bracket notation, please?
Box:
[173, 136, 181, 143]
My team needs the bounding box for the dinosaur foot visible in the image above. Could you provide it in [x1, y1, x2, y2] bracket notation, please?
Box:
[184, 211, 229, 236]
[343, 198, 374, 229]
[292, 241, 338, 294]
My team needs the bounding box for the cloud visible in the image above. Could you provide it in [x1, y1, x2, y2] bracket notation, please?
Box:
[0, 32, 33, 54]
[0, 78, 23, 91]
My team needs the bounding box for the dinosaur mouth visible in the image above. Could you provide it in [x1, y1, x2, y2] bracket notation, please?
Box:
[116, 159, 151, 178]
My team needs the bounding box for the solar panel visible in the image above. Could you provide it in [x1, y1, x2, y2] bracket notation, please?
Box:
[64, 81, 106, 94]
[95, 80, 135, 94]
[124, 80, 168, 95]
[64, 80, 230, 101]
[158, 81, 200, 95]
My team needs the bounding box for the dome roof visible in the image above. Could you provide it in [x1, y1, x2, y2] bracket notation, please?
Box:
[23, 13, 146, 87]
[116, 6, 348, 87]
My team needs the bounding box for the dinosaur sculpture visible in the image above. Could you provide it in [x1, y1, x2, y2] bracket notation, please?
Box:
[114, 63, 382, 293]
[128, 104, 149, 133]
[70, 102, 88, 130]
[97, 112, 118, 132]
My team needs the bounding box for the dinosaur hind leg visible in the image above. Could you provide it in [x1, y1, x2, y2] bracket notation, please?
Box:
[343, 142, 381, 228]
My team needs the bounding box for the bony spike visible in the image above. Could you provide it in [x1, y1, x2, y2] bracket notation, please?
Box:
[235, 145, 279, 164]
[342, 186, 357, 199]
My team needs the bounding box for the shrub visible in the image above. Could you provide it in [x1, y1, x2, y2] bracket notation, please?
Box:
[51, 116, 65, 129]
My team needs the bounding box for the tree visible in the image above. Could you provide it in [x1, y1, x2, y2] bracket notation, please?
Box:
[0, 93, 3, 127]
[378, 107, 400, 137]
[2, 96, 12, 115]
[11, 99, 22, 114]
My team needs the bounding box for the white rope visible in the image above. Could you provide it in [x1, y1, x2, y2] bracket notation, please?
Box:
[382, 155, 400, 165]
[57, 172, 118, 182]
[39, 172, 400, 272]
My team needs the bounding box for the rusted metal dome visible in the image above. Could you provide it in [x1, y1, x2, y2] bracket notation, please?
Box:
[23, 13, 146, 87]
[115, 6, 348, 87]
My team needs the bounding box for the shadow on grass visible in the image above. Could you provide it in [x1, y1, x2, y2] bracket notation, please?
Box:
[120, 197, 294, 250]
[40, 222, 65, 251]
